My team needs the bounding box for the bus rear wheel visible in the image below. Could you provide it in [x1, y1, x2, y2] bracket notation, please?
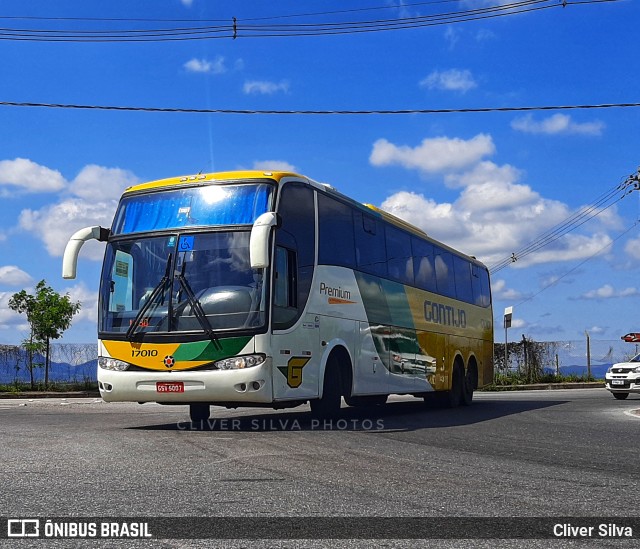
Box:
[190, 403, 210, 423]
[443, 363, 464, 408]
[461, 365, 477, 406]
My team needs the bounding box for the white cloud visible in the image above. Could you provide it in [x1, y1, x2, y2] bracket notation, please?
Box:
[448, 160, 522, 191]
[369, 134, 495, 175]
[64, 282, 98, 325]
[420, 69, 477, 93]
[0, 291, 29, 334]
[444, 26, 461, 49]
[510, 317, 527, 329]
[184, 56, 226, 74]
[243, 80, 290, 95]
[68, 165, 139, 201]
[20, 198, 114, 261]
[180, 0, 193, 6]
[0, 158, 66, 195]
[17, 162, 139, 260]
[624, 236, 640, 260]
[580, 284, 639, 300]
[475, 29, 496, 42]
[491, 279, 522, 301]
[0, 266, 32, 287]
[511, 114, 605, 136]
[375, 133, 620, 267]
[252, 161, 297, 172]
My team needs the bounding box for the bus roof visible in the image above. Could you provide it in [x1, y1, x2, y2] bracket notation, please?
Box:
[122, 170, 305, 194]
[122, 170, 485, 268]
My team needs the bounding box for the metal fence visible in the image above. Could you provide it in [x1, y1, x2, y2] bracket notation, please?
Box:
[494, 337, 638, 380]
[0, 343, 98, 384]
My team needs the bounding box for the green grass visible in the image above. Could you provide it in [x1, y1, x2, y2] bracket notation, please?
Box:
[483, 371, 602, 391]
[0, 380, 98, 393]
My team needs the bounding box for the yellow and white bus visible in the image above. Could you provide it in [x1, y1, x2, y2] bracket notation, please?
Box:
[63, 171, 493, 421]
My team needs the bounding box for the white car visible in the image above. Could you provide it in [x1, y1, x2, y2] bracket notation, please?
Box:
[605, 354, 640, 400]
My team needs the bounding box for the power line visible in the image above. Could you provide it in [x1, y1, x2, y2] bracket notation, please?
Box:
[2, 100, 640, 116]
[514, 220, 640, 308]
[489, 169, 640, 275]
[0, 1, 463, 24]
[0, 0, 620, 42]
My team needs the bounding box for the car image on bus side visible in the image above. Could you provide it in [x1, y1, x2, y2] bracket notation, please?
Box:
[605, 354, 640, 399]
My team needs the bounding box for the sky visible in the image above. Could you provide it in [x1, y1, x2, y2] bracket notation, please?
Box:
[1, 0, 639, 345]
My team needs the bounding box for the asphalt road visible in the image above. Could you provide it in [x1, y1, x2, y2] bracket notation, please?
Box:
[1, 389, 639, 548]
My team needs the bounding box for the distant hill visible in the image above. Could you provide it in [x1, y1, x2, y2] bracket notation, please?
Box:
[0, 344, 97, 384]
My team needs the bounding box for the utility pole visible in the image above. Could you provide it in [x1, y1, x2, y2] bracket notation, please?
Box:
[585, 331, 591, 380]
[504, 307, 513, 373]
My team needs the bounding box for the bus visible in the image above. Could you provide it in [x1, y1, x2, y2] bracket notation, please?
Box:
[62, 170, 493, 421]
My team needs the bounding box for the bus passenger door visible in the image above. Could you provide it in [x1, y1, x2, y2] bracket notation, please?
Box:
[270, 245, 320, 400]
[271, 314, 321, 401]
[270, 181, 318, 401]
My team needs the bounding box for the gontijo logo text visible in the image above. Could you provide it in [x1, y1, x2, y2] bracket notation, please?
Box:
[424, 300, 466, 328]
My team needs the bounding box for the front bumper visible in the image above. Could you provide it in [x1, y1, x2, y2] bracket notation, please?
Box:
[98, 358, 273, 404]
[605, 375, 640, 394]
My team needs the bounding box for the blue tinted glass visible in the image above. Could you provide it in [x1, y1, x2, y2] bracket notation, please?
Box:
[112, 183, 273, 234]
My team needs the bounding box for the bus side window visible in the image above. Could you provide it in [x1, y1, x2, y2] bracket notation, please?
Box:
[434, 250, 455, 299]
[273, 246, 298, 328]
[354, 211, 387, 277]
[453, 255, 473, 304]
[318, 193, 355, 268]
[386, 225, 413, 285]
[412, 237, 437, 293]
[472, 264, 491, 307]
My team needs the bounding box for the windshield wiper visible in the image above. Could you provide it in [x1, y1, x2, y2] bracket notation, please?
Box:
[175, 262, 221, 350]
[126, 253, 172, 340]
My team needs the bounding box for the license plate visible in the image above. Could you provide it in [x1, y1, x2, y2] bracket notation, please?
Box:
[611, 380, 625, 386]
[156, 382, 184, 393]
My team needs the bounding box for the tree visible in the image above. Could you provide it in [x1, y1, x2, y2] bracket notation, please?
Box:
[9, 280, 82, 388]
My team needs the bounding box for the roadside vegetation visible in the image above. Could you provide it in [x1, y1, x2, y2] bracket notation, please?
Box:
[486, 371, 600, 391]
[0, 380, 98, 394]
[7, 280, 81, 389]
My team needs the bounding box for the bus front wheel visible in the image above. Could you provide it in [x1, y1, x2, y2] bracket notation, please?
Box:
[190, 403, 210, 423]
[310, 360, 342, 418]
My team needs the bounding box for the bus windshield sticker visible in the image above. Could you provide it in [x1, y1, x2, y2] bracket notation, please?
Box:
[178, 236, 194, 252]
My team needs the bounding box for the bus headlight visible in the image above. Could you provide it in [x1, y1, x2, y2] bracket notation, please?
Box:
[215, 354, 266, 370]
[99, 357, 130, 371]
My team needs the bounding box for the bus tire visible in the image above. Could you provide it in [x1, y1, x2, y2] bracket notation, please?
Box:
[444, 362, 464, 408]
[461, 364, 477, 406]
[190, 403, 210, 423]
[345, 394, 388, 407]
[310, 359, 342, 418]
[613, 392, 629, 400]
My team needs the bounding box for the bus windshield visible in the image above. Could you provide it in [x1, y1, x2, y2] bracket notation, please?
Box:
[100, 231, 266, 336]
[111, 183, 273, 235]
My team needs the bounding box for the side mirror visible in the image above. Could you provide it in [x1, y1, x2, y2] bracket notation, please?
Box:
[62, 226, 110, 279]
[250, 212, 279, 269]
